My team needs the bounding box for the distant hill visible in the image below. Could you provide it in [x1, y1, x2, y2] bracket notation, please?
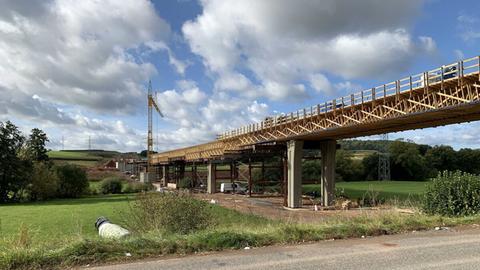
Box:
[47, 150, 138, 167]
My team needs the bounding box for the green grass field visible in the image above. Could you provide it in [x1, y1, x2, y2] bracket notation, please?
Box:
[303, 181, 427, 201]
[47, 151, 103, 161]
[47, 150, 124, 167]
[0, 193, 269, 251]
[348, 150, 377, 160]
[0, 195, 133, 249]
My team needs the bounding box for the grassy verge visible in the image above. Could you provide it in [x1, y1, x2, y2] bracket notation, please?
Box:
[1, 192, 479, 270]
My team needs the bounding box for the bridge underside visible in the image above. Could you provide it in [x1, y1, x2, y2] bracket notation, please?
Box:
[151, 57, 480, 208]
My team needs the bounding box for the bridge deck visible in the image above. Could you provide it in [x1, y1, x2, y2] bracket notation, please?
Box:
[152, 56, 480, 163]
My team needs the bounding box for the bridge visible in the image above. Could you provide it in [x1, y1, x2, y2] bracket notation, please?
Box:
[151, 56, 480, 208]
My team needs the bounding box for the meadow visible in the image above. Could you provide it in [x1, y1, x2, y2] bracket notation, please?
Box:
[304, 181, 427, 201]
[0, 195, 132, 249]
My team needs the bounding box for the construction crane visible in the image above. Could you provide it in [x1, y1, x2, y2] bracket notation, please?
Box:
[147, 80, 164, 173]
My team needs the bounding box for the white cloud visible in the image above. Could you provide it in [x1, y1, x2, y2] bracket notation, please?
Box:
[183, 0, 434, 102]
[387, 122, 480, 150]
[145, 41, 190, 75]
[152, 85, 269, 149]
[454, 49, 465, 60]
[0, 0, 192, 152]
[418, 36, 437, 55]
[309, 74, 333, 94]
[0, 0, 174, 114]
[457, 14, 480, 42]
[334, 81, 362, 92]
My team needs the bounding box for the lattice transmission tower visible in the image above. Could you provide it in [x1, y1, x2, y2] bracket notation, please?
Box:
[378, 133, 391, 181]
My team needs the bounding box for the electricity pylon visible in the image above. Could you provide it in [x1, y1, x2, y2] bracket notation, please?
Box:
[378, 133, 391, 181]
[147, 80, 164, 173]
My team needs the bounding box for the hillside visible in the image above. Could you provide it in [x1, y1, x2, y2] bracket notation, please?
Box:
[47, 150, 125, 167]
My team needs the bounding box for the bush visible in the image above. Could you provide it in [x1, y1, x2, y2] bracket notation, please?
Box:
[29, 162, 58, 200]
[122, 182, 154, 193]
[126, 192, 212, 234]
[99, 177, 123, 194]
[177, 177, 192, 189]
[423, 171, 480, 216]
[56, 164, 88, 198]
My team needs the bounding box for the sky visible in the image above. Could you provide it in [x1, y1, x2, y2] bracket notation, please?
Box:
[1, 0, 480, 152]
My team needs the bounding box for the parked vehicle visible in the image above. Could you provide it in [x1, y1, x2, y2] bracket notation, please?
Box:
[220, 182, 248, 193]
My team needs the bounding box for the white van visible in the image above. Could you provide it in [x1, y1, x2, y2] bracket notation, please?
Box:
[220, 182, 248, 193]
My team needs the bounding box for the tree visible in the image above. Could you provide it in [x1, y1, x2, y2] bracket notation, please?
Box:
[389, 141, 430, 180]
[0, 121, 29, 202]
[29, 162, 59, 201]
[456, 148, 480, 175]
[425, 145, 457, 175]
[335, 150, 364, 182]
[25, 128, 49, 162]
[139, 150, 157, 158]
[302, 160, 321, 182]
[56, 164, 88, 198]
[362, 152, 379, 180]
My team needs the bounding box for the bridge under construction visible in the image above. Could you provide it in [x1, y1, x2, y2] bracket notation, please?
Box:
[150, 56, 480, 208]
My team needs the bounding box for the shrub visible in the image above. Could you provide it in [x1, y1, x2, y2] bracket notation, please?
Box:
[56, 164, 88, 198]
[99, 177, 123, 194]
[423, 171, 480, 216]
[29, 162, 59, 200]
[126, 192, 212, 234]
[122, 182, 154, 193]
[177, 177, 192, 189]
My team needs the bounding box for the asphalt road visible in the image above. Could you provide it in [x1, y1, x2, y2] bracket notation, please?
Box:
[87, 227, 480, 270]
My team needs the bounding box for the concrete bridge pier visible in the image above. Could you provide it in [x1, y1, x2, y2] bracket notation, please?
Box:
[320, 139, 336, 206]
[207, 163, 216, 194]
[287, 139, 337, 208]
[161, 165, 169, 186]
[287, 140, 304, 208]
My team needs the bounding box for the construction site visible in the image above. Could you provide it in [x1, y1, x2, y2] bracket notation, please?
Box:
[131, 56, 480, 210]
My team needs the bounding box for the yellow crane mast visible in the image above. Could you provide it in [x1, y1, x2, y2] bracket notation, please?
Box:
[147, 80, 163, 173]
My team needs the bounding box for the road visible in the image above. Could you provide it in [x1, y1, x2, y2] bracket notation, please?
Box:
[88, 227, 480, 270]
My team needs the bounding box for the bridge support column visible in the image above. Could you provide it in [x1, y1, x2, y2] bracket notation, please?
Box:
[320, 140, 336, 206]
[207, 163, 216, 194]
[161, 165, 169, 186]
[192, 163, 197, 188]
[287, 140, 303, 208]
[178, 163, 185, 184]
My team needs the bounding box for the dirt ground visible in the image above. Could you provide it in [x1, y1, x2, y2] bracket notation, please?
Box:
[192, 192, 399, 224]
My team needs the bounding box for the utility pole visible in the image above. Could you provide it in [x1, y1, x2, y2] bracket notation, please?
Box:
[61, 136, 65, 150]
[88, 136, 91, 150]
[378, 133, 391, 181]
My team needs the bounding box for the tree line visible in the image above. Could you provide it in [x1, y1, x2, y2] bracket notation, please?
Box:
[0, 121, 88, 203]
[334, 139, 480, 181]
